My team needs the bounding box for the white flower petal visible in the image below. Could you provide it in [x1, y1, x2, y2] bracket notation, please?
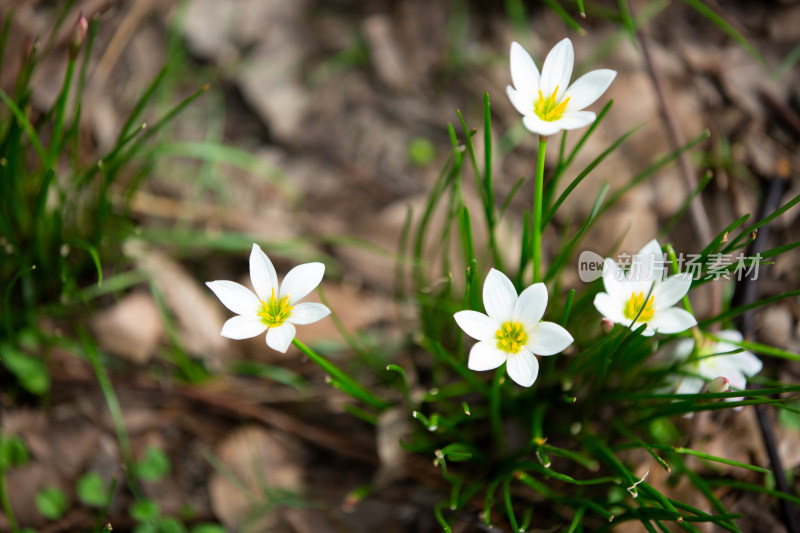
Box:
[594, 291, 625, 324]
[454, 310, 499, 342]
[601, 258, 627, 298]
[696, 355, 733, 380]
[652, 273, 692, 310]
[467, 341, 508, 371]
[730, 351, 763, 377]
[220, 315, 267, 340]
[716, 330, 744, 343]
[280, 262, 325, 304]
[540, 38, 574, 102]
[510, 41, 541, 98]
[266, 323, 296, 353]
[565, 69, 616, 112]
[526, 321, 573, 356]
[506, 351, 540, 387]
[522, 115, 562, 136]
[550, 111, 596, 130]
[648, 307, 696, 334]
[513, 283, 547, 326]
[249, 244, 279, 302]
[507, 85, 532, 116]
[287, 302, 331, 325]
[669, 338, 695, 362]
[206, 280, 260, 316]
[637, 238, 663, 259]
[675, 376, 704, 395]
[483, 268, 518, 322]
[630, 239, 665, 284]
[725, 371, 747, 392]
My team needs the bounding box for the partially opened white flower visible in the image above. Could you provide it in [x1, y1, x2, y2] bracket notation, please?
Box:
[206, 244, 330, 353]
[668, 330, 763, 402]
[593, 239, 696, 336]
[454, 269, 573, 387]
[506, 38, 616, 136]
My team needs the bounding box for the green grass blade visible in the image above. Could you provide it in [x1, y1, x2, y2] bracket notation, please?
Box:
[292, 338, 389, 411]
[499, 176, 525, 219]
[617, 0, 637, 44]
[541, 0, 584, 33]
[705, 333, 800, 363]
[144, 141, 298, 200]
[0, 88, 48, 163]
[70, 239, 103, 287]
[723, 192, 800, 253]
[620, 442, 769, 474]
[545, 181, 609, 283]
[659, 170, 713, 237]
[706, 479, 800, 506]
[699, 289, 800, 329]
[458, 205, 475, 271]
[0, 9, 13, 78]
[601, 130, 709, 216]
[773, 41, 800, 81]
[117, 65, 170, 144]
[422, 337, 491, 397]
[680, 0, 765, 65]
[698, 213, 750, 259]
[556, 100, 613, 177]
[456, 110, 487, 207]
[545, 125, 640, 226]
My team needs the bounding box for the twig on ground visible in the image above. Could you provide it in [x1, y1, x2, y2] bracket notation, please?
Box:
[628, 1, 713, 246]
[627, 0, 721, 325]
[735, 175, 798, 533]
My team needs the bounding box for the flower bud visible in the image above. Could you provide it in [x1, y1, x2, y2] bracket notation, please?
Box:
[708, 376, 730, 393]
[69, 13, 88, 58]
[600, 317, 614, 334]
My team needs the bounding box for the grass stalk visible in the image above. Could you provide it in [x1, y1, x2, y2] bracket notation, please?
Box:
[292, 338, 389, 410]
[0, 468, 18, 533]
[533, 136, 547, 283]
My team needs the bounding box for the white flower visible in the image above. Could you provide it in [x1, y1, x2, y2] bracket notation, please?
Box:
[506, 38, 616, 136]
[206, 244, 331, 353]
[593, 239, 696, 336]
[668, 330, 763, 402]
[454, 269, 573, 387]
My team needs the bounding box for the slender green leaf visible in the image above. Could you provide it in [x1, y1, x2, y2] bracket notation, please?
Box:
[680, 0, 765, 65]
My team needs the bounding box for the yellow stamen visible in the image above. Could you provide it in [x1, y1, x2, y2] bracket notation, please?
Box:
[623, 292, 655, 322]
[533, 85, 570, 122]
[257, 288, 294, 326]
[496, 321, 528, 354]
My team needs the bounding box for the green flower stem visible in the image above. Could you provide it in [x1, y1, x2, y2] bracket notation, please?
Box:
[664, 244, 695, 316]
[665, 244, 704, 353]
[490, 367, 504, 451]
[502, 477, 520, 532]
[49, 55, 76, 165]
[292, 338, 389, 411]
[533, 136, 548, 283]
[81, 331, 145, 501]
[0, 468, 18, 533]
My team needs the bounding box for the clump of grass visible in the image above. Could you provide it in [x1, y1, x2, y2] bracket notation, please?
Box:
[0, 9, 205, 392]
[0, 9, 217, 532]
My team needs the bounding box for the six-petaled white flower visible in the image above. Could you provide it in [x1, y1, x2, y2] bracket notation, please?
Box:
[206, 244, 330, 353]
[454, 269, 573, 387]
[668, 330, 763, 402]
[593, 239, 696, 336]
[506, 38, 616, 136]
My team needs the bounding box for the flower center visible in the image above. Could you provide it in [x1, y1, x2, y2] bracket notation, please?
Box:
[534, 85, 570, 122]
[495, 321, 528, 354]
[257, 289, 293, 326]
[623, 292, 655, 322]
